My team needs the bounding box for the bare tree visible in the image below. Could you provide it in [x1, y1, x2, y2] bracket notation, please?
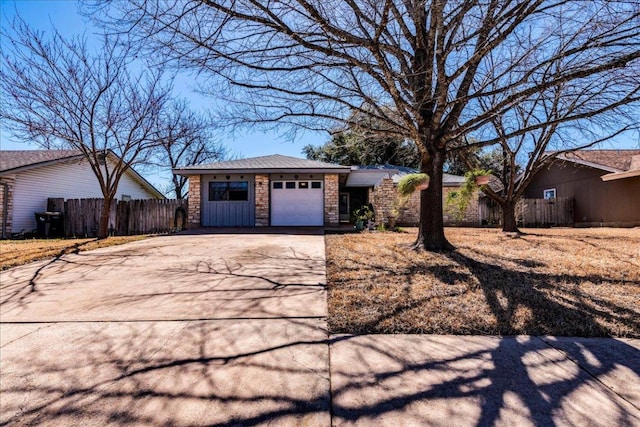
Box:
[91, 1, 640, 250]
[465, 55, 640, 233]
[152, 100, 229, 199]
[0, 19, 171, 238]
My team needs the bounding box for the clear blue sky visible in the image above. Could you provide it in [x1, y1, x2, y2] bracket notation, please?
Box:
[0, 0, 327, 160]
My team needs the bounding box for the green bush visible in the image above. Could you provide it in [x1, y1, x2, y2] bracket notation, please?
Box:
[352, 205, 375, 222]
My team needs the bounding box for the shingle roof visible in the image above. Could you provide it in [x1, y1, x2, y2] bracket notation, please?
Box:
[392, 173, 465, 185]
[346, 167, 465, 188]
[353, 164, 465, 185]
[0, 150, 83, 172]
[355, 164, 418, 174]
[174, 154, 350, 173]
[556, 150, 640, 172]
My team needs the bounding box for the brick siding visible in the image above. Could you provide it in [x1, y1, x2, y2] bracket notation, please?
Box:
[369, 177, 480, 226]
[0, 175, 15, 237]
[324, 174, 339, 225]
[255, 174, 270, 226]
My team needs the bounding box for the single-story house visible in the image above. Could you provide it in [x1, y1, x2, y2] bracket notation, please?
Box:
[523, 149, 640, 227]
[0, 150, 164, 237]
[173, 154, 478, 228]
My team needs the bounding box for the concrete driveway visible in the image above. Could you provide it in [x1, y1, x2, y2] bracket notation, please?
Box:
[1, 231, 329, 426]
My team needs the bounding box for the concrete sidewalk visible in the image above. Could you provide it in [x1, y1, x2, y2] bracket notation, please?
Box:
[329, 334, 640, 427]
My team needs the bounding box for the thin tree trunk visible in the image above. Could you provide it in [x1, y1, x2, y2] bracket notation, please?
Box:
[98, 197, 112, 239]
[173, 175, 185, 199]
[413, 150, 453, 251]
[501, 201, 520, 233]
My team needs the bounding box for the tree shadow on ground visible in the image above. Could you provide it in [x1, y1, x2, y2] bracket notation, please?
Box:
[3, 322, 639, 426]
[330, 334, 640, 427]
[0, 235, 334, 425]
[331, 245, 639, 337]
[0, 319, 334, 426]
[443, 250, 640, 337]
[327, 245, 640, 425]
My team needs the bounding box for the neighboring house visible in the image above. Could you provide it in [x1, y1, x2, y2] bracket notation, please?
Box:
[173, 154, 477, 228]
[0, 150, 164, 237]
[523, 149, 640, 227]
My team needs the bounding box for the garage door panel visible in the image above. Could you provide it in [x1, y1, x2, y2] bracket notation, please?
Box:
[271, 181, 324, 226]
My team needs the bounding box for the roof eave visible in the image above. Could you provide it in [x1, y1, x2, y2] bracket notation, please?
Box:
[555, 155, 621, 173]
[601, 169, 640, 181]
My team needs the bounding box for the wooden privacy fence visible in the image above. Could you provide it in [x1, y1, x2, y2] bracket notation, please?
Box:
[47, 198, 188, 237]
[520, 197, 573, 227]
[479, 197, 574, 227]
[115, 199, 188, 236]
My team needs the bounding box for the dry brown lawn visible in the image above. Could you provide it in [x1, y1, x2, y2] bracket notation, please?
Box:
[1, 235, 153, 270]
[326, 227, 640, 338]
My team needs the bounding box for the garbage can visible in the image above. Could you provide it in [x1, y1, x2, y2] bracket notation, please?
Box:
[34, 212, 64, 238]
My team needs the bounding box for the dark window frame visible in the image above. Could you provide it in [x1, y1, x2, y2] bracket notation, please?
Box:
[208, 181, 249, 201]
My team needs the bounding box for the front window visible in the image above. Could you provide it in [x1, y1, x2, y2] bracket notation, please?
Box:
[543, 188, 556, 200]
[209, 181, 249, 201]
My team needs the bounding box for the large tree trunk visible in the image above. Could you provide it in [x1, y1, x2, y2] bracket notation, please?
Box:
[413, 150, 453, 251]
[97, 197, 113, 239]
[501, 200, 520, 233]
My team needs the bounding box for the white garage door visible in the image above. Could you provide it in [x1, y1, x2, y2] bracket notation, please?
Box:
[271, 180, 324, 226]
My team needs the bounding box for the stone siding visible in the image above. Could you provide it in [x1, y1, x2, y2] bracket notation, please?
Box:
[187, 175, 201, 227]
[324, 174, 339, 226]
[369, 177, 396, 222]
[0, 175, 15, 237]
[369, 177, 480, 226]
[398, 187, 420, 224]
[255, 174, 270, 226]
